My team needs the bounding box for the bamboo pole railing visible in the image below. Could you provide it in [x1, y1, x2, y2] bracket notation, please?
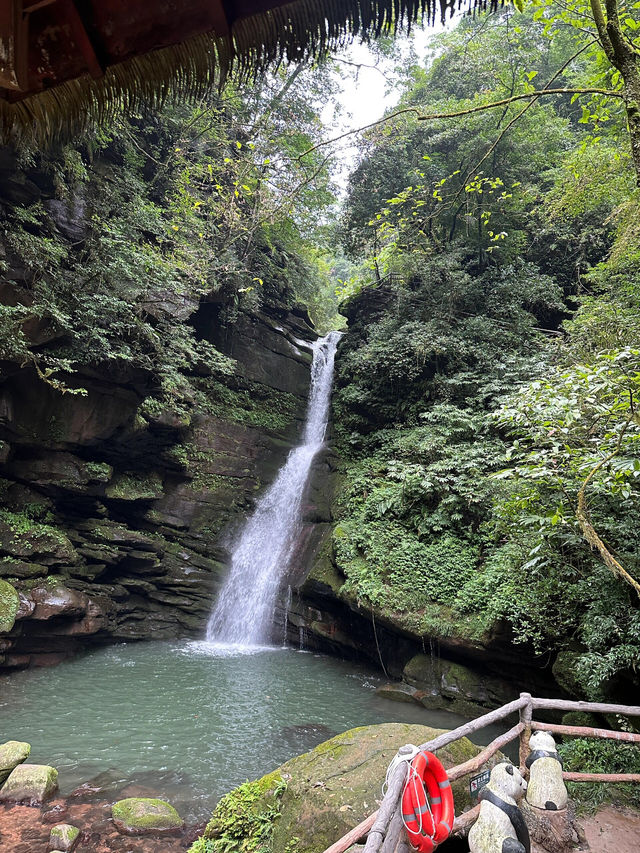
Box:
[321, 692, 640, 853]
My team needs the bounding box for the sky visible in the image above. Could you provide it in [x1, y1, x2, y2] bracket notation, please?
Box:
[320, 20, 451, 189]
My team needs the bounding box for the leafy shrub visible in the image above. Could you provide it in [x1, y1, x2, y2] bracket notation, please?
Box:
[558, 738, 640, 812]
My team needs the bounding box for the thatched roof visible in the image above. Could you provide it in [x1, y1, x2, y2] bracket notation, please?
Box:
[0, 0, 491, 145]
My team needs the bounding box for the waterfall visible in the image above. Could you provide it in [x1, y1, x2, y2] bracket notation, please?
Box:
[206, 331, 341, 648]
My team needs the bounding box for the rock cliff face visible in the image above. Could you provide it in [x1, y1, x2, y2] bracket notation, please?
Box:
[0, 296, 317, 670]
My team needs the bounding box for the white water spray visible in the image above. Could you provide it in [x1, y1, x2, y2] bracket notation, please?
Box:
[206, 331, 341, 648]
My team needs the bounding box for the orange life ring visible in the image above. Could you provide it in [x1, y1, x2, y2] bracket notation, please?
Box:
[401, 750, 454, 853]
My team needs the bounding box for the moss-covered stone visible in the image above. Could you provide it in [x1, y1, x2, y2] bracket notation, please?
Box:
[0, 558, 47, 579]
[306, 534, 343, 594]
[0, 763, 58, 803]
[112, 797, 183, 835]
[0, 740, 31, 784]
[0, 579, 19, 632]
[49, 823, 80, 852]
[199, 769, 286, 852]
[105, 471, 164, 501]
[562, 711, 601, 728]
[0, 514, 77, 565]
[402, 655, 513, 712]
[196, 722, 498, 853]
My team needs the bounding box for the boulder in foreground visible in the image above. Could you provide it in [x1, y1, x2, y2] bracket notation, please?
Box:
[197, 721, 503, 853]
[0, 763, 58, 803]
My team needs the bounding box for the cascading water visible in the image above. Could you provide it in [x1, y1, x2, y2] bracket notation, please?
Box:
[206, 330, 341, 648]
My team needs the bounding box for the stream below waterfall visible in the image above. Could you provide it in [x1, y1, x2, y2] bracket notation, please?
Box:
[0, 640, 509, 822]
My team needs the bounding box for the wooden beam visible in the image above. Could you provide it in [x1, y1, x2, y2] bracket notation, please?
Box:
[452, 803, 481, 836]
[563, 772, 640, 783]
[0, 1, 29, 90]
[532, 721, 640, 743]
[322, 811, 378, 853]
[57, 0, 103, 79]
[363, 763, 406, 853]
[380, 808, 405, 853]
[23, 0, 56, 13]
[447, 723, 524, 782]
[519, 692, 533, 772]
[532, 698, 640, 716]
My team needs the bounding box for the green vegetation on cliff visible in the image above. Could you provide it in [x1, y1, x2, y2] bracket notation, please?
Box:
[331, 7, 640, 704]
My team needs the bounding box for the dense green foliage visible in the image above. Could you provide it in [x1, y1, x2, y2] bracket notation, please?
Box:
[0, 66, 342, 411]
[559, 737, 640, 811]
[333, 7, 640, 703]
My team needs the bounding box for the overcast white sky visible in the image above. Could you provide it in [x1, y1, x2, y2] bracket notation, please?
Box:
[319, 21, 452, 189]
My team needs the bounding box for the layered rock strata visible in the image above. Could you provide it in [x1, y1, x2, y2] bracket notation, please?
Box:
[0, 298, 316, 670]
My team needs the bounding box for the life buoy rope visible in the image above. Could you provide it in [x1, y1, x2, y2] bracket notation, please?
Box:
[401, 750, 454, 853]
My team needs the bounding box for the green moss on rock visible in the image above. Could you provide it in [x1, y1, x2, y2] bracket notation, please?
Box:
[0, 558, 47, 579]
[0, 579, 19, 632]
[50, 823, 80, 852]
[0, 740, 31, 784]
[0, 763, 58, 803]
[106, 471, 164, 501]
[193, 722, 495, 853]
[197, 770, 286, 852]
[112, 797, 183, 835]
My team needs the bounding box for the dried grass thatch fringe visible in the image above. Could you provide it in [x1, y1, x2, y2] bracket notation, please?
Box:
[0, 31, 230, 147]
[0, 0, 496, 147]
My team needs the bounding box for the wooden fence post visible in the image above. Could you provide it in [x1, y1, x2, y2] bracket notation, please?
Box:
[519, 692, 532, 773]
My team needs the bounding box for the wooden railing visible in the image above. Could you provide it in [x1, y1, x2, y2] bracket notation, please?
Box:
[322, 692, 640, 853]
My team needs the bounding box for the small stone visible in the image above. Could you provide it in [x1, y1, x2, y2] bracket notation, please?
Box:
[49, 824, 80, 852]
[112, 797, 183, 835]
[0, 740, 31, 785]
[0, 763, 58, 803]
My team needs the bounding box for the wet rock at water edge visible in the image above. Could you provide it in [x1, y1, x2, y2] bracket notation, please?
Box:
[0, 740, 31, 785]
[375, 682, 429, 704]
[281, 723, 337, 751]
[111, 797, 184, 835]
[49, 823, 80, 852]
[0, 763, 59, 803]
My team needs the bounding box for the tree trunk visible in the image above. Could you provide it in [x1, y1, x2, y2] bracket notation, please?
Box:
[589, 0, 640, 183]
[621, 57, 640, 185]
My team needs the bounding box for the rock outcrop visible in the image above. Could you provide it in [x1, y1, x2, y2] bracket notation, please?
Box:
[197, 722, 506, 853]
[0, 299, 316, 670]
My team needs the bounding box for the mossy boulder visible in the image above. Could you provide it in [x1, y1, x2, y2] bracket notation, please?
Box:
[199, 722, 499, 853]
[0, 517, 78, 565]
[49, 823, 80, 852]
[561, 711, 601, 728]
[0, 763, 58, 803]
[112, 797, 184, 835]
[0, 579, 19, 632]
[403, 655, 513, 711]
[0, 740, 30, 784]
